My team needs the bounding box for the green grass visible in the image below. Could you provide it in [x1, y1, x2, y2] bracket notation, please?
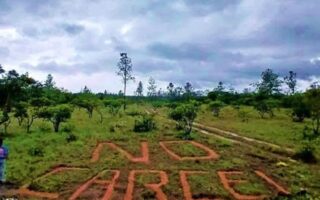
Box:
[1, 103, 320, 199]
[197, 105, 319, 152]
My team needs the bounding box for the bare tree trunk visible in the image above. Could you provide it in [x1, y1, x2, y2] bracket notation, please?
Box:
[123, 78, 127, 110]
[54, 121, 60, 132]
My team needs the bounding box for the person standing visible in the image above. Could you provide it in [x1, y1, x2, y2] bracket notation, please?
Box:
[0, 138, 8, 184]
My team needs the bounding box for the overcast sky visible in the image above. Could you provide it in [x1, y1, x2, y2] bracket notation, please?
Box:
[0, 0, 319, 94]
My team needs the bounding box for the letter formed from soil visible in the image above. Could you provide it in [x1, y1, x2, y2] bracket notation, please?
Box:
[124, 170, 169, 200]
[159, 141, 219, 161]
[69, 170, 120, 200]
[218, 171, 290, 200]
[91, 142, 149, 164]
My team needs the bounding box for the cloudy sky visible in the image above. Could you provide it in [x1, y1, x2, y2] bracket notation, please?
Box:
[0, 0, 319, 94]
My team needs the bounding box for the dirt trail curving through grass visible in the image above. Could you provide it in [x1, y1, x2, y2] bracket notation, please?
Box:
[146, 108, 296, 161]
[193, 122, 295, 157]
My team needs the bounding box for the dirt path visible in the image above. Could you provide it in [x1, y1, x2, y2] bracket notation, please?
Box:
[193, 122, 295, 157]
[146, 108, 296, 160]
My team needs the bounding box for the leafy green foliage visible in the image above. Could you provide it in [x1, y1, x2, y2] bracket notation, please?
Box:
[253, 99, 278, 119]
[305, 87, 320, 135]
[290, 94, 310, 122]
[38, 104, 73, 132]
[133, 114, 156, 132]
[169, 102, 199, 139]
[104, 100, 122, 116]
[256, 68, 283, 95]
[209, 101, 225, 117]
[65, 133, 77, 143]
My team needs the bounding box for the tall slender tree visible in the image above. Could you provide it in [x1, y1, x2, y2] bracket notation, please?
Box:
[44, 74, 55, 88]
[256, 68, 282, 95]
[117, 53, 135, 110]
[147, 77, 157, 97]
[167, 82, 175, 97]
[284, 71, 297, 94]
[135, 81, 143, 96]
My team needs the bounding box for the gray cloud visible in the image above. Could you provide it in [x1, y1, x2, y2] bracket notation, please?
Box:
[61, 23, 85, 35]
[1, 0, 319, 93]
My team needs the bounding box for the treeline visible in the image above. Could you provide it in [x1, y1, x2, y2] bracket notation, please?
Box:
[0, 65, 125, 134]
[0, 61, 319, 136]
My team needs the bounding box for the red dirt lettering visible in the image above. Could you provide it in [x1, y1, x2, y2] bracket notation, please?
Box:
[69, 170, 120, 200]
[91, 142, 149, 164]
[180, 171, 222, 200]
[218, 171, 266, 200]
[159, 141, 219, 161]
[124, 170, 169, 200]
[254, 170, 290, 195]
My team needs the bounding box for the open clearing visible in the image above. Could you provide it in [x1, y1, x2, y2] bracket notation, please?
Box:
[1, 104, 319, 199]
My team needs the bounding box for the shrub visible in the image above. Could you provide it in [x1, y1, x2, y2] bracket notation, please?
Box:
[61, 123, 75, 133]
[104, 100, 122, 116]
[38, 122, 52, 132]
[109, 125, 115, 132]
[37, 104, 73, 132]
[292, 103, 310, 122]
[133, 115, 156, 132]
[166, 102, 178, 109]
[169, 102, 199, 139]
[66, 133, 77, 143]
[209, 101, 224, 117]
[294, 127, 318, 163]
[126, 110, 143, 116]
[254, 100, 275, 118]
[238, 109, 250, 123]
[28, 147, 44, 157]
[294, 145, 317, 164]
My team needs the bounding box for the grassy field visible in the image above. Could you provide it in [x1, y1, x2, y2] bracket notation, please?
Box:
[1, 104, 320, 199]
[196, 105, 320, 153]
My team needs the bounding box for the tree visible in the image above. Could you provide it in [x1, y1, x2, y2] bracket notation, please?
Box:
[209, 101, 225, 117]
[82, 86, 91, 94]
[147, 77, 157, 97]
[117, 53, 135, 110]
[135, 81, 143, 96]
[169, 102, 199, 139]
[0, 68, 35, 133]
[174, 87, 183, 97]
[167, 82, 175, 97]
[13, 102, 28, 126]
[0, 64, 4, 74]
[214, 81, 225, 92]
[256, 69, 282, 95]
[44, 74, 55, 88]
[104, 100, 122, 116]
[73, 95, 99, 118]
[184, 82, 193, 94]
[305, 87, 320, 135]
[38, 104, 73, 132]
[291, 94, 310, 122]
[284, 71, 297, 94]
[254, 100, 275, 119]
[13, 98, 51, 133]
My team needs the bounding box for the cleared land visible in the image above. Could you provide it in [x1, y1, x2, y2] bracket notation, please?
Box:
[0, 104, 319, 199]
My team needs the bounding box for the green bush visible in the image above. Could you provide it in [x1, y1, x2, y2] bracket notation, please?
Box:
[209, 101, 225, 117]
[133, 115, 156, 132]
[28, 146, 45, 157]
[126, 110, 143, 116]
[61, 123, 75, 133]
[38, 122, 52, 132]
[238, 109, 250, 122]
[109, 125, 115, 132]
[294, 145, 317, 164]
[65, 133, 77, 143]
[169, 102, 199, 139]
